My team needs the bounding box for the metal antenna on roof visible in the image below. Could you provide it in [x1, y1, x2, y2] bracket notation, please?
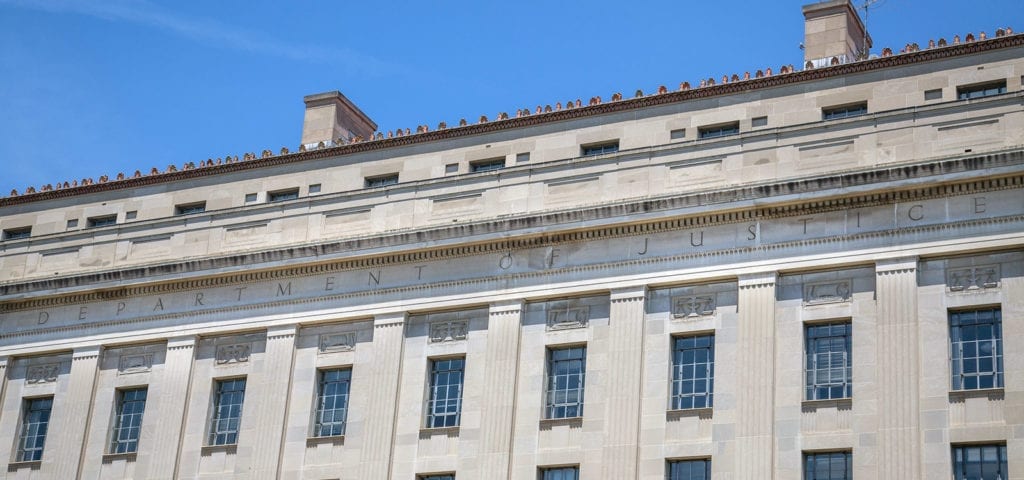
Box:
[856, 0, 885, 59]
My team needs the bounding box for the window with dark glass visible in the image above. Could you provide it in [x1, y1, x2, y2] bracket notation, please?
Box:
[426, 357, 464, 428]
[267, 188, 299, 202]
[470, 158, 506, 173]
[209, 378, 246, 445]
[16, 396, 53, 462]
[418, 474, 455, 480]
[546, 346, 586, 419]
[2, 226, 31, 240]
[822, 102, 867, 120]
[805, 322, 852, 400]
[365, 174, 399, 188]
[671, 334, 715, 409]
[957, 80, 1007, 100]
[313, 369, 351, 437]
[667, 458, 711, 480]
[804, 451, 852, 480]
[698, 122, 740, 139]
[110, 387, 147, 454]
[581, 141, 619, 156]
[540, 466, 579, 480]
[87, 215, 117, 228]
[175, 202, 206, 215]
[950, 308, 1003, 390]
[952, 444, 1008, 480]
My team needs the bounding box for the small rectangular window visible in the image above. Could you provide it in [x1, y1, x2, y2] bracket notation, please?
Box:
[540, 466, 579, 480]
[87, 215, 117, 228]
[175, 202, 206, 215]
[308, 184, 322, 194]
[822, 102, 868, 120]
[444, 163, 459, 174]
[244, 193, 258, 203]
[2, 226, 31, 240]
[125, 211, 137, 220]
[667, 458, 711, 480]
[267, 188, 299, 202]
[804, 451, 852, 480]
[581, 141, 619, 156]
[950, 308, 1003, 390]
[751, 116, 768, 127]
[952, 444, 1007, 480]
[672, 334, 715, 409]
[957, 80, 1007, 100]
[470, 158, 506, 173]
[365, 174, 399, 188]
[698, 122, 740, 139]
[209, 378, 246, 446]
[66, 219, 79, 229]
[110, 387, 148, 454]
[418, 474, 455, 480]
[546, 346, 586, 419]
[670, 128, 686, 140]
[17, 396, 53, 462]
[427, 358, 464, 428]
[924, 88, 943, 101]
[313, 369, 351, 437]
[516, 152, 531, 163]
[805, 322, 852, 400]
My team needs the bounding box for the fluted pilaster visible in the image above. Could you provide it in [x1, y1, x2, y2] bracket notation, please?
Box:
[248, 325, 297, 477]
[358, 312, 406, 479]
[735, 272, 777, 480]
[51, 346, 101, 479]
[147, 335, 197, 480]
[473, 300, 524, 479]
[601, 286, 647, 479]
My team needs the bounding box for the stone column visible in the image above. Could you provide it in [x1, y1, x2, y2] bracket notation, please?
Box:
[601, 286, 647, 479]
[51, 346, 101, 479]
[358, 312, 406, 479]
[139, 335, 195, 480]
[248, 325, 297, 477]
[735, 272, 777, 480]
[470, 300, 523, 479]
[874, 258, 920, 479]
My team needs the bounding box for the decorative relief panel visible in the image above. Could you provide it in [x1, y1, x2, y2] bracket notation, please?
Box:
[429, 321, 468, 343]
[947, 265, 1000, 292]
[215, 343, 251, 365]
[26, 363, 59, 384]
[546, 306, 590, 331]
[803, 280, 852, 305]
[319, 333, 356, 354]
[671, 296, 716, 319]
[118, 354, 153, 375]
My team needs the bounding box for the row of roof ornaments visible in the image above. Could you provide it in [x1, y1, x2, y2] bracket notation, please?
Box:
[3, 28, 1015, 199]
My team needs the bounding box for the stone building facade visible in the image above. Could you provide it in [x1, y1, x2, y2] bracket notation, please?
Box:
[0, 2, 1022, 479]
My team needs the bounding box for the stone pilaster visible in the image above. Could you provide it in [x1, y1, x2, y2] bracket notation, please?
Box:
[735, 272, 777, 480]
[358, 312, 406, 479]
[50, 346, 101, 479]
[469, 300, 523, 479]
[141, 335, 195, 480]
[601, 286, 647, 479]
[248, 325, 297, 477]
[874, 258, 921, 480]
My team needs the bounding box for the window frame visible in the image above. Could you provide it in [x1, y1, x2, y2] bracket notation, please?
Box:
[109, 387, 148, 454]
[539, 465, 580, 480]
[469, 157, 506, 173]
[86, 214, 118, 228]
[425, 356, 465, 428]
[174, 202, 207, 215]
[949, 307, 1003, 391]
[267, 188, 300, 203]
[365, 173, 399, 188]
[208, 377, 246, 446]
[697, 122, 740, 139]
[803, 450, 852, 480]
[545, 345, 587, 419]
[2, 226, 32, 241]
[666, 457, 712, 480]
[418, 474, 456, 480]
[951, 443, 1008, 480]
[804, 321, 853, 401]
[580, 141, 619, 156]
[312, 368, 351, 438]
[821, 102, 868, 121]
[671, 333, 715, 410]
[957, 80, 1007, 100]
[16, 396, 53, 462]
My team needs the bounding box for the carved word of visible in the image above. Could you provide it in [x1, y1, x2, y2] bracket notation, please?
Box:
[26, 363, 60, 384]
[803, 280, 852, 305]
[429, 320, 468, 343]
[319, 333, 356, 353]
[118, 354, 153, 375]
[948, 266, 1000, 292]
[672, 296, 716, 318]
[215, 343, 251, 365]
[547, 306, 590, 331]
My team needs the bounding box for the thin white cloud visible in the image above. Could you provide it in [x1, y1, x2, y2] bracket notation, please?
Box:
[0, 0, 395, 74]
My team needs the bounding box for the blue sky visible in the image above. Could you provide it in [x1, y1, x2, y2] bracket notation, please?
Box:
[0, 0, 1020, 195]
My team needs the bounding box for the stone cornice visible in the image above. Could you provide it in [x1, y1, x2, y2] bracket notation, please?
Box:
[1, 35, 1021, 207]
[1, 149, 1022, 306]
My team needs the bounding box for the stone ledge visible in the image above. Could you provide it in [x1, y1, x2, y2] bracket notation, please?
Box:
[949, 388, 1004, 402]
[101, 452, 137, 464]
[7, 461, 41, 472]
[305, 435, 345, 447]
[418, 426, 460, 439]
[200, 444, 237, 456]
[667, 407, 714, 421]
[801, 398, 853, 412]
[539, 416, 583, 430]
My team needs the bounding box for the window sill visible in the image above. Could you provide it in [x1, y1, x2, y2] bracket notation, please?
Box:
[949, 388, 1004, 401]
[200, 444, 237, 456]
[419, 426, 460, 439]
[801, 398, 852, 411]
[666, 407, 713, 420]
[306, 435, 345, 447]
[101, 452, 137, 464]
[539, 416, 583, 430]
[7, 461, 41, 472]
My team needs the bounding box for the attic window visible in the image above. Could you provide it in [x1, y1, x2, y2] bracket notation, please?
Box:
[175, 202, 206, 215]
[822, 102, 867, 120]
[87, 215, 117, 228]
[581, 141, 619, 156]
[957, 80, 1007, 100]
[365, 174, 399, 188]
[470, 158, 506, 173]
[698, 122, 740, 139]
[268, 188, 299, 202]
[2, 226, 31, 240]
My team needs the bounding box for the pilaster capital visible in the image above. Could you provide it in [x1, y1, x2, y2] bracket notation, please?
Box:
[610, 285, 647, 303]
[738, 271, 778, 289]
[167, 335, 198, 350]
[72, 345, 102, 361]
[374, 312, 406, 328]
[876, 256, 919, 275]
[489, 299, 524, 316]
[267, 324, 298, 340]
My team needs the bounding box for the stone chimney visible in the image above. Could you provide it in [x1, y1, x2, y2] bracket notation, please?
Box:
[300, 91, 377, 146]
[802, 0, 872, 67]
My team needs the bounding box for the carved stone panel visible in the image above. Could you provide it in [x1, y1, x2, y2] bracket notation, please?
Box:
[547, 306, 590, 331]
[118, 354, 153, 375]
[429, 321, 468, 343]
[215, 343, 251, 365]
[947, 265, 1000, 292]
[319, 333, 356, 354]
[672, 295, 716, 319]
[803, 280, 852, 305]
[26, 363, 59, 384]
